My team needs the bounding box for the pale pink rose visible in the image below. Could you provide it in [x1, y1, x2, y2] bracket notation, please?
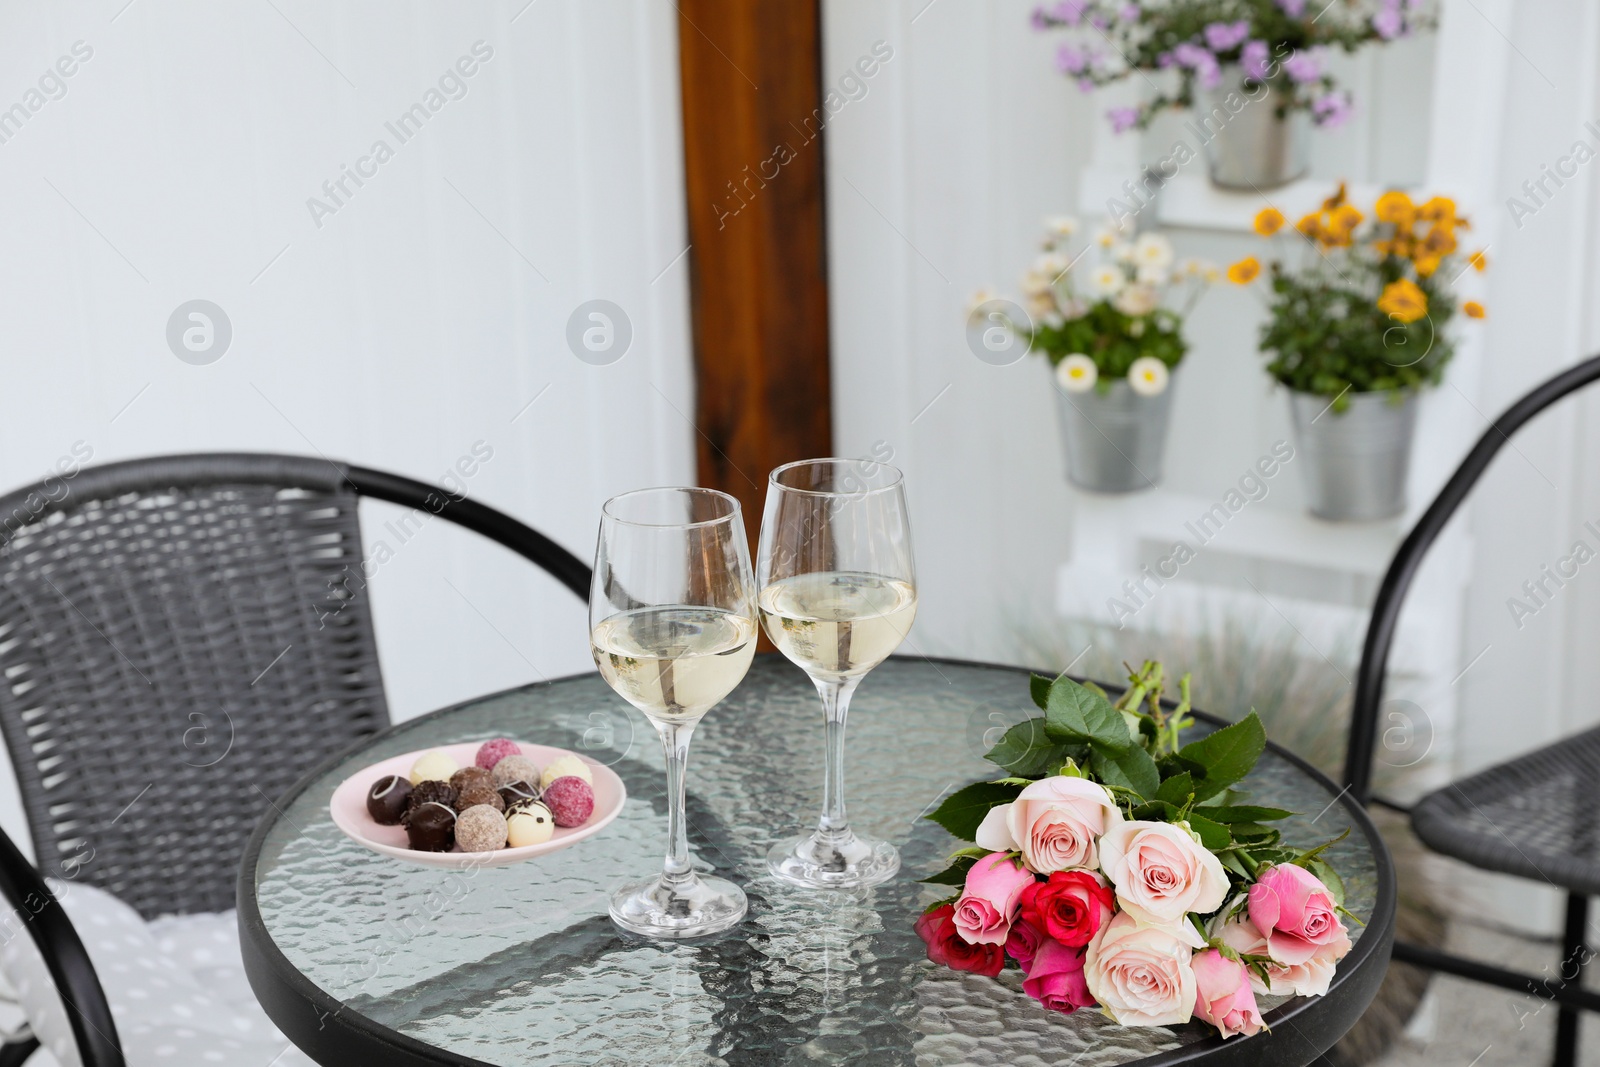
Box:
[974, 776, 1122, 874]
[1021, 937, 1096, 1014]
[1084, 912, 1201, 1027]
[952, 852, 1036, 945]
[1249, 864, 1351, 967]
[1099, 821, 1229, 925]
[1192, 948, 1265, 1038]
[1214, 913, 1345, 997]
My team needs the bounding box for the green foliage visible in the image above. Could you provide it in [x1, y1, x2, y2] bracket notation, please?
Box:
[1032, 305, 1186, 389]
[925, 781, 1024, 842]
[1175, 713, 1267, 801]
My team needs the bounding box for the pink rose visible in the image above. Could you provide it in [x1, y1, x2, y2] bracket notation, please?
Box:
[1214, 913, 1347, 997]
[1006, 917, 1044, 970]
[1019, 870, 1114, 948]
[1192, 948, 1264, 1039]
[1021, 937, 1096, 1014]
[952, 853, 1036, 945]
[915, 904, 1004, 977]
[974, 775, 1121, 873]
[1099, 821, 1229, 926]
[1249, 864, 1351, 966]
[1084, 911, 1202, 1027]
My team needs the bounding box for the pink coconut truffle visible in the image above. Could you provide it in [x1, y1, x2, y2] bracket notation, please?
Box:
[474, 738, 522, 770]
[541, 776, 594, 827]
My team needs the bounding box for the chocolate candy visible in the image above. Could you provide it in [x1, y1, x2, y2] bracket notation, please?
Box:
[455, 805, 509, 852]
[455, 782, 504, 813]
[491, 754, 541, 789]
[449, 766, 493, 795]
[402, 801, 457, 852]
[498, 779, 540, 811]
[366, 775, 412, 825]
[407, 779, 458, 813]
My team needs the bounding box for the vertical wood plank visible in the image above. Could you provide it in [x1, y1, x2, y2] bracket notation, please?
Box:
[677, 0, 833, 530]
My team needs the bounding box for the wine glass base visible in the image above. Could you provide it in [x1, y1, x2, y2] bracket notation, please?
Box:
[766, 831, 899, 889]
[609, 872, 748, 940]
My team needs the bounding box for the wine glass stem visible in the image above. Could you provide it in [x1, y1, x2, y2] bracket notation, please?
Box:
[815, 675, 861, 842]
[657, 718, 697, 885]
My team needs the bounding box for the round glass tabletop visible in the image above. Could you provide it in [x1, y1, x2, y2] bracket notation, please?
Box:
[240, 655, 1394, 1066]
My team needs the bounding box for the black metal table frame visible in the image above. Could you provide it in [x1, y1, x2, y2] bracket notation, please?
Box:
[237, 656, 1398, 1067]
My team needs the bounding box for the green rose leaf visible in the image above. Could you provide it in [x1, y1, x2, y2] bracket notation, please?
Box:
[1177, 712, 1266, 800]
[921, 853, 981, 887]
[1155, 771, 1196, 808]
[1196, 804, 1294, 824]
[1029, 673, 1053, 711]
[985, 719, 1080, 778]
[1089, 740, 1160, 800]
[925, 780, 1025, 842]
[1186, 814, 1231, 852]
[1044, 677, 1133, 751]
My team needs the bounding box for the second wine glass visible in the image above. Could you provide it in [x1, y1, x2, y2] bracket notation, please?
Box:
[758, 458, 916, 889]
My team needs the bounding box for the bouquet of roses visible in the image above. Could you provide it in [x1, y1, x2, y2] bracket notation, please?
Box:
[915, 662, 1356, 1039]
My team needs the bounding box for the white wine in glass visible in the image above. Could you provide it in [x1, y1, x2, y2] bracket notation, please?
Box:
[591, 488, 756, 938]
[758, 459, 917, 889]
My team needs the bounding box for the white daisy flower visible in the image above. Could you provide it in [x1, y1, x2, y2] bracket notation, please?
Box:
[1127, 356, 1170, 396]
[1088, 266, 1125, 297]
[1058, 295, 1091, 321]
[1020, 270, 1053, 297]
[1045, 215, 1081, 239]
[1033, 253, 1071, 279]
[1133, 233, 1175, 270]
[1128, 319, 1146, 338]
[1112, 241, 1137, 264]
[1025, 292, 1056, 318]
[1041, 312, 1065, 329]
[1093, 225, 1121, 249]
[1177, 257, 1204, 277]
[1113, 283, 1159, 316]
[966, 287, 1000, 318]
[1056, 354, 1098, 393]
[1136, 264, 1168, 286]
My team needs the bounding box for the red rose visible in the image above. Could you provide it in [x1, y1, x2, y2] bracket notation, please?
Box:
[916, 903, 1004, 977]
[1020, 870, 1115, 948]
[1006, 917, 1044, 971]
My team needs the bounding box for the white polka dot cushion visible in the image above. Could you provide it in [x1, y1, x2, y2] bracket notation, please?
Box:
[0, 880, 316, 1066]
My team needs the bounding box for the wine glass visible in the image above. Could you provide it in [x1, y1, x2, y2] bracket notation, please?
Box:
[590, 487, 757, 938]
[758, 458, 917, 889]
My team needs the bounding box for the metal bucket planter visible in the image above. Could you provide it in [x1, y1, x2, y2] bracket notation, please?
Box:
[1287, 389, 1419, 521]
[1197, 72, 1310, 190]
[1054, 374, 1176, 493]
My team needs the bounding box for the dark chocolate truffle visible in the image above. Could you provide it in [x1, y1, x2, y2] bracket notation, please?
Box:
[498, 779, 541, 811]
[402, 801, 457, 852]
[455, 783, 504, 813]
[449, 766, 493, 794]
[407, 779, 458, 813]
[366, 775, 412, 825]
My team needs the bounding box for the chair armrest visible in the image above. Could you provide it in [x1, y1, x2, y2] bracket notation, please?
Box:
[0, 830, 122, 1067]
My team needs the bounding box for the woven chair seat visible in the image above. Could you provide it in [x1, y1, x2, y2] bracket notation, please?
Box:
[1410, 725, 1600, 895]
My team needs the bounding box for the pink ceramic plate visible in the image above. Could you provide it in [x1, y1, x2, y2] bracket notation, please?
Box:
[329, 742, 627, 870]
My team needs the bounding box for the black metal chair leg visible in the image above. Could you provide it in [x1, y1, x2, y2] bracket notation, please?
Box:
[0, 1037, 38, 1067]
[1555, 893, 1591, 1067]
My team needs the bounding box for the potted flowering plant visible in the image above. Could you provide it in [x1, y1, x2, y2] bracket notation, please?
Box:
[1032, 0, 1434, 188]
[1228, 183, 1488, 521]
[917, 662, 1357, 1036]
[973, 216, 1215, 493]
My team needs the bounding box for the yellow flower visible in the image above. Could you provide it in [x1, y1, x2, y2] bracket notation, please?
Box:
[1295, 213, 1322, 240]
[1417, 196, 1456, 223]
[1254, 207, 1286, 236]
[1374, 191, 1415, 225]
[1413, 255, 1440, 277]
[1378, 278, 1428, 323]
[1321, 182, 1348, 212]
[1469, 249, 1489, 273]
[1420, 224, 1458, 257]
[1227, 256, 1262, 284]
[1331, 204, 1364, 232]
[1463, 300, 1486, 319]
[1374, 236, 1414, 260]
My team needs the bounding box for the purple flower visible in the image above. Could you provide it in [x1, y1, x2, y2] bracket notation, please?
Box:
[1090, 13, 1110, 30]
[1156, 50, 1176, 68]
[1118, 3, 1140, 21]
[1077, 76, 1097, 93]
[1203, 20, 1251, 52]
[1173, 42, 1222, 89]
[1030, 7, 1050, 30]
[1108, 106, 1141, 133]
[1050, 0, 1089, 23]
[1313, 92, 1352, 127]
[1277, 0, 1306, 15]
[1283, 50, 1322, 83]
[1056, 44, 1090, 74]
[1372, 7, 1405, 38]
[1241, 39, 1271, 80]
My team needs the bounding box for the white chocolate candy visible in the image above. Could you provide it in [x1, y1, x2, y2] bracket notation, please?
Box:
[409, 749, 459, 785]
[506, 803, 555, 847]
[538, 755, 592, 790]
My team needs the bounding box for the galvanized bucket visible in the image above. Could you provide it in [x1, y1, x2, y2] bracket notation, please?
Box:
[1054, 374, 1175, 493]
[1197, 72, 1310, 190]
[1287, 389, 1418, 522]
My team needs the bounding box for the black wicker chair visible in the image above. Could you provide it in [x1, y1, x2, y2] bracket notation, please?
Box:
[0, 453, 590, 1067]
[1345, 353, 1600, 1067]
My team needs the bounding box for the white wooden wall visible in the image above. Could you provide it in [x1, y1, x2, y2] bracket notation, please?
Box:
[0, 1, 694, 853]
[824, 0, 1600, 927]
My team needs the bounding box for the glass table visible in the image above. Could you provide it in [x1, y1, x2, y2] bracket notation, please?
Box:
[239, 655, 1395, 1066]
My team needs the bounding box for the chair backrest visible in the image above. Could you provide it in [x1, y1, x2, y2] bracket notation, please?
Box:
[1344, 355, 1600, 804]
[0, 453, 590, 918]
